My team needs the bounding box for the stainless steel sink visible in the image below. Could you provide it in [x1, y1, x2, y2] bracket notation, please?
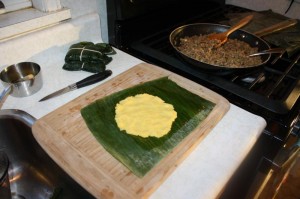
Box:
[0, 109, 95, 199]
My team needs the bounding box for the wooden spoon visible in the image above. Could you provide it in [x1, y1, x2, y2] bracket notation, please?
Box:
[208, 15, 254, 48]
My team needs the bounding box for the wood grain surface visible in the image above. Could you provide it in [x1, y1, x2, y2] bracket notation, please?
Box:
[32, 63, 230, 199]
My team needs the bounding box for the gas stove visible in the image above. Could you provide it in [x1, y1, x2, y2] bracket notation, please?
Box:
[108, 2, 299, 139]
[106, 1, 300, 198]
[128, 28, 300, 141]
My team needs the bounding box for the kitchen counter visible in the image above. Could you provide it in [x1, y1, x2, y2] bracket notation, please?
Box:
[0, 13, 266, 199]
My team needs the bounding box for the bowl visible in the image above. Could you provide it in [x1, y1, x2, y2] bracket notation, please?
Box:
[0, 62, 42, 97]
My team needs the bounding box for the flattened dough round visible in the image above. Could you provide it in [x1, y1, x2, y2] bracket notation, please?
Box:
[115, 93, 177, 138]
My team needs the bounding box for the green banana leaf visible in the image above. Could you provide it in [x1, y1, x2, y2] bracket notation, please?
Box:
[65, 42, 116, 63]
[63, 42, 115, 73]
[63, 60, 108, 73]
[81, 77, 215, 177]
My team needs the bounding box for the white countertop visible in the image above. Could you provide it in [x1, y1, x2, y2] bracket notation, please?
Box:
[0, 13, 266, 199]
[0, 47, 143, 119]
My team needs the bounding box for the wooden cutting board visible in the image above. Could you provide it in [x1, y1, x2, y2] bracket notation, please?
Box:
[32, 63, 230, 199]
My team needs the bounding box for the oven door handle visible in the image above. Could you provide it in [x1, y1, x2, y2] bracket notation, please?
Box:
[271, 137, 300, 170]
[249, 138, 300, 199]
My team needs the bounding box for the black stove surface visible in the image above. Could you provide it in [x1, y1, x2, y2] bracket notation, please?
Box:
[123, 5, 300, 141]
[130, 30, 300, 111]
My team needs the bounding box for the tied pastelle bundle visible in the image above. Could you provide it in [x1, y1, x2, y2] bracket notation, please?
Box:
[63, 42, 116, 73]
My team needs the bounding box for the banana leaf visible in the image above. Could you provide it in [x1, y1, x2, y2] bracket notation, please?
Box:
[62, 42, 114, 73]
[63, 60, 108, 73]
[64, 42, 116, 63]
[81, 77, 215, 177]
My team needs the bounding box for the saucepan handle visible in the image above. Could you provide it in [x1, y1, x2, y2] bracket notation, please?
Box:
[0, 85, 12, 107]
[254, 19, 298, 37]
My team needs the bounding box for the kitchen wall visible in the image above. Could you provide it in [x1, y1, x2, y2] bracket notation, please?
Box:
[61, 0, 108, 41]
[61, 0, 100, 18]
[226, 0, 300, 19]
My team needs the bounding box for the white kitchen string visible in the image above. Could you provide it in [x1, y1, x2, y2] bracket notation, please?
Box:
[79, 46, 86, 62]
[68, 47, 103, 62]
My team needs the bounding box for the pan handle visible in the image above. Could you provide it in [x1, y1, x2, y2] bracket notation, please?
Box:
[254, 19, 298, 37]
[249, 48, 285, 57]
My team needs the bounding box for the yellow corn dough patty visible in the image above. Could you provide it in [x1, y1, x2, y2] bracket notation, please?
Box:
[115, 93, 177, 138]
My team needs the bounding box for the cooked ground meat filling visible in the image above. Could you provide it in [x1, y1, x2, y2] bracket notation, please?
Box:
[177, 34, 262, 68]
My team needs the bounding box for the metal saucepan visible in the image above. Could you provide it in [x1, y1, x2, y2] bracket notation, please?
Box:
[0, 62, 42, 103]
[169, 23, 271, 75]
[169, 19, 298, 75]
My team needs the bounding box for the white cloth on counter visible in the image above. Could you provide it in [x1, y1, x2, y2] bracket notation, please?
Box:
[151, 104, 265, 199]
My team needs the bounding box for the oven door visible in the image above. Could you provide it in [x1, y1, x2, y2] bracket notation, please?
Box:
[247, 133, 300, 199]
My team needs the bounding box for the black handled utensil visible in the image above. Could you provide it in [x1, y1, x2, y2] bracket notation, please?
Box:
[39, 70, 112, 102]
